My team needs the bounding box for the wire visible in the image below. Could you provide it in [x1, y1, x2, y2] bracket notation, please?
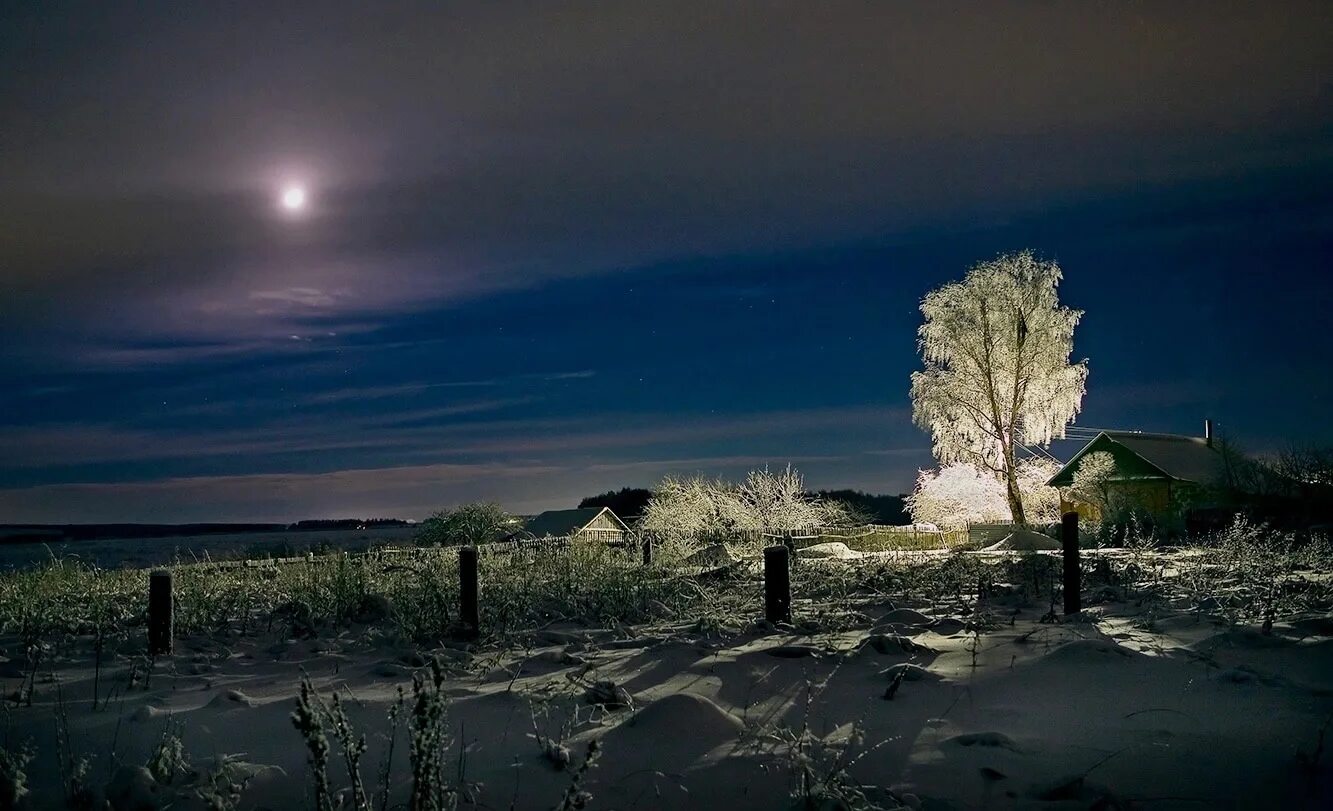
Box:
[1013, 428, 1074, 463]
[1019, 443, 1062, 463]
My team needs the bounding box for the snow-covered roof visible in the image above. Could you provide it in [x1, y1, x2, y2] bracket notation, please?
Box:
[1106, 432, 1227, 483]
[1047, 431, 1227, 487]
[520, 506, 629, 538]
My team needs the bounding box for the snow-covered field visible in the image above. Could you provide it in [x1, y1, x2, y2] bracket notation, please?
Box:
[0, 527, 421, 571]
[3, 549, 1331, 810]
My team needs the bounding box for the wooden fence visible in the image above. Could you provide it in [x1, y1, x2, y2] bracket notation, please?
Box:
[177, 522, 975, 572]
[188, 533, 610, 571]
[144, 513, 1088, 653]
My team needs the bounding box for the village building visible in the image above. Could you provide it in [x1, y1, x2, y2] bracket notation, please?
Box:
[1047, 421, 1227, 524]
[516, 506, 633, 543]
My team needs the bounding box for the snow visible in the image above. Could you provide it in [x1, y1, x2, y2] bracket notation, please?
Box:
[798, 541, 863, 559]
[3, 558, 1331, 809]
[980, 528, 1064, 552]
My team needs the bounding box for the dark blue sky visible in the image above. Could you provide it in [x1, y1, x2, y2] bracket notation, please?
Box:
[2, 2, 1330, 521]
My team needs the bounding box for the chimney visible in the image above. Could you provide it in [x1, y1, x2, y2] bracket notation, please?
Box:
[1204, 418, 1213, 448]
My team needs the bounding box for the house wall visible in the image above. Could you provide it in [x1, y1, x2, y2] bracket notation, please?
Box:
[1063, 480, 1193, 524]
[1109, 480, 1173, 515]
[1059, 497, 1101, 523]
[575, 511, 627, 543]
[584, 512, 624, 532]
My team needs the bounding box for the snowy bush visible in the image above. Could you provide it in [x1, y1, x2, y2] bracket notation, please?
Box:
[416, 502, 515, 547]
[640, 465, 851, 556]
[907, 460, 1061, 530]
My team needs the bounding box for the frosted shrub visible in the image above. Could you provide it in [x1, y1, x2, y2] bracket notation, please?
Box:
[641, 465, 851, 557]
[907, 459, 1060, 529]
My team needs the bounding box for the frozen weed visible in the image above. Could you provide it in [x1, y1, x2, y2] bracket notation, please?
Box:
[554, 739, 601, 811]
[291, 677, 335, 811]
[194, 754, 254, 811]
[0, 741, 33, 811]
[147, 722, 188, 785]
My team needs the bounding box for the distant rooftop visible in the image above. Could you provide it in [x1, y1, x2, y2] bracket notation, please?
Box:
[1048, 430, 1227, 487]
[521, 507, 627, 538]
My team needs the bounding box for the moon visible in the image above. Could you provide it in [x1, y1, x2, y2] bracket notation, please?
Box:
[280, 185, 307, 212]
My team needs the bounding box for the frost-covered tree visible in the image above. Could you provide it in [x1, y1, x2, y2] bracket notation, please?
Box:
[907, 463, 1011, 530]
[1015, 458, 1063, 525]
[726, 465, 851, 532]
[1067, 451, 1119, 516]
[908, 459, 1063, 530]
[639, 475, 734, 544]
[416, 502, 515, 547]
[910, 250, 1088, 524]
[639, 465, 851, 554]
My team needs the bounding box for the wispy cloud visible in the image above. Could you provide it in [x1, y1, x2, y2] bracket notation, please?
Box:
[76, 339, 309, 367]
[0, 461, 567, 523]
[0, 405, 907, 481]
[304, 380, 499, 405]
[302, 370, 596, 405]
[0, 397, 539, 469]
[583, 454, 850, 473]
[0, 449, 905, 523]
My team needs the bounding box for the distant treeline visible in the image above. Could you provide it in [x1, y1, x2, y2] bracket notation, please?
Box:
[577, 488, 654, 518]
[576, 487, 909, 525]
[810, 490, 910, 525]
[0, 518, 412, 544]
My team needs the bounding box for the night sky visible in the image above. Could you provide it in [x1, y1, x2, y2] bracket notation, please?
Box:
[2, 3, 1331, 522]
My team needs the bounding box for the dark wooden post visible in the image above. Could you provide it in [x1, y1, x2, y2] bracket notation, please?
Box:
[459, 546, 480, 638]
[642, 535, 653, 566]
[1062, 512, 1081, 616]
[764, 545, 791, 624]
[148, 570, 173, 655]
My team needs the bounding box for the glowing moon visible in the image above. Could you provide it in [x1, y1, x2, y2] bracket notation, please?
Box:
[280, 185, 307, 212]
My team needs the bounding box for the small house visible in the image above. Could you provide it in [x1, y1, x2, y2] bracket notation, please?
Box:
[1046, 422, 1227, 523]
[518, 507, 633, 543]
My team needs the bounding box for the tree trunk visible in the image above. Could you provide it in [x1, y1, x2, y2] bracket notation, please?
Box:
[1004, 450, 1027, 526]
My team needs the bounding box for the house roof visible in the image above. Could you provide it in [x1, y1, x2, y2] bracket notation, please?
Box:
[1047, 431, 1227, 487]
[521, 506, 629, 538]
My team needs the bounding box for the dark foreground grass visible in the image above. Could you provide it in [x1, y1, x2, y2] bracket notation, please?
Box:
[3, 521, 1330, 658]
[0, 544, 707, 653]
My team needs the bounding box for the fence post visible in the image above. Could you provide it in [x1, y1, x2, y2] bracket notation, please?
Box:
[764, 545, 791, 624]
[1062, 512, 1081, 615]
[642, 535, 653, 566]
[148, 570, 173, 655]
[459, 546, 480, 639]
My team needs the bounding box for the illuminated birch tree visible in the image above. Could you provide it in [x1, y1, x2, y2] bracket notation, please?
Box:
[910, 251, 1088, 525]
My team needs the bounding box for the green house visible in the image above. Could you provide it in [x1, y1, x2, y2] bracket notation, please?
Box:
[1047, 425, 1227, 522]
